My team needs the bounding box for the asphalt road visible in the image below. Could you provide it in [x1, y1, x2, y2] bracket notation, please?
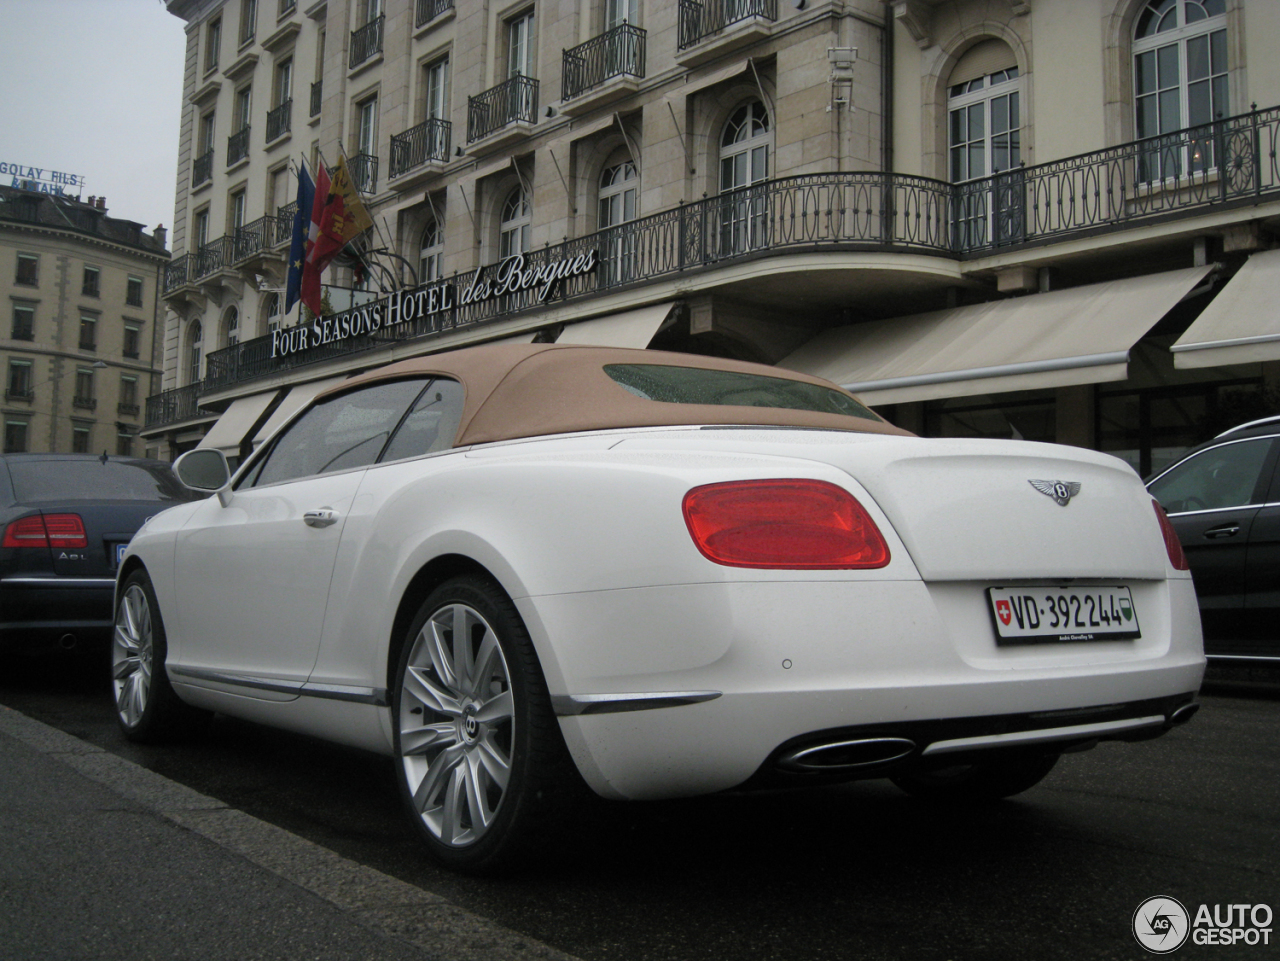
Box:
[3, 653, 1277, 961]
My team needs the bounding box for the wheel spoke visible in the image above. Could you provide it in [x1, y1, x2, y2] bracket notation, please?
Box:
[462, 752, 494, 830]
[469, 628, 499, 698]
[475, 732, 511, 792]
[473, 690, 512, 725]
[450, 605, 474, 692]
[440, 763, 468, 844]
[112, 653, 140, 682]
[424, 620, 458, 690]
[412, 744, 464, 814]
[400, 721, 456, 756]
[404, 665, 462, 716]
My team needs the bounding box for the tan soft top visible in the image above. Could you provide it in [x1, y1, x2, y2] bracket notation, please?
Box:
[320, 343, 912, 447]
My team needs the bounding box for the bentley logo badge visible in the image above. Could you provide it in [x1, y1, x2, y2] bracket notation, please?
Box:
[1030, 479, 1081, 506]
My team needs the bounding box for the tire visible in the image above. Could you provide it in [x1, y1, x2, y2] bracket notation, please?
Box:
[111, 570, 206, 742]
[392, 575, 574, 874]
[891, 750, 1060, 801]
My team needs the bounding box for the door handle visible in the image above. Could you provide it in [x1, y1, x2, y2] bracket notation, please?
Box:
[303, 508, 339, 528]
[1202, 524, 1240, 539]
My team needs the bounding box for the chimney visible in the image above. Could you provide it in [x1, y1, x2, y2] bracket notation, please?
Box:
[87, 196, 96, 206]
[96, 197, 106, 210]
[153, 225, 168, 248]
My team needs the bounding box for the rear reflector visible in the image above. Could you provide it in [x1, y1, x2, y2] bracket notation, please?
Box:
[1, 513, 87, 550]
[1152, 500, 1190, 571]
[683, 479, 890, 569]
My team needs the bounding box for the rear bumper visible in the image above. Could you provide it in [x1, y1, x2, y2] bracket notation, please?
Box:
[0, 577, 115, 650]
[518, 576, 1205, 801]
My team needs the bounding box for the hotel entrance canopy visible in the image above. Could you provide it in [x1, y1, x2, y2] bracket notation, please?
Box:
[780, 266, 1214, 407]
[1171, 248, 1280, 369]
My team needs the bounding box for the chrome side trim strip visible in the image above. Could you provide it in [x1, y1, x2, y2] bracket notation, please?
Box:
[170, 667, 389, 706]
[551, 691, 722, 716]
[922, 715, 1166, 756]
[1, 577, 116, 588]
[1206, 653, 1280, 663]
[842, 351, 1128, 394]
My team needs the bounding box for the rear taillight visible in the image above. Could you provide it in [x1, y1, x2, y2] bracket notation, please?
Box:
[1, 513, 87, 549]
[1152, 500, 1189, 571]
[682, 479, 891, 569]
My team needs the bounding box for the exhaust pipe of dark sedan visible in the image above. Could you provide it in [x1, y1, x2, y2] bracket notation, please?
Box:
[777, 737, 917, 773]
[58, 634, 77, 650]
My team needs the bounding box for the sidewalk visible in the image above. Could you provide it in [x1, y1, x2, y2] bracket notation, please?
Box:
[0, 705, 579, 961]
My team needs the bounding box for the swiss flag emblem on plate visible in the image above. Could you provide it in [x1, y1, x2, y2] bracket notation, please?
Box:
[995, 599, 1012, 626]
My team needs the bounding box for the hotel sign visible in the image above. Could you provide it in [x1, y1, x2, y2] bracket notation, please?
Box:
[271, 249, 599, 360]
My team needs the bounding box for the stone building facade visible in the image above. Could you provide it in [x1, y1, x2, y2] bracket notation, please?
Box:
[149, 0, 1280, 475]
[0, 186, 167, 456]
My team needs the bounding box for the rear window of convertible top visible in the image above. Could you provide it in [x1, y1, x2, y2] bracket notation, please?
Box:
[603, 364, 881, 422]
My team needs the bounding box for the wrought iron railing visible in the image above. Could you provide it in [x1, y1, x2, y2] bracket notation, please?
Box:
[164, 255, 189, 292]
[350, 15, 384, 68]
[164, 206, 296, 293]
[192, 149, 214, 187]
[563, 24, 646, 101]
[390, 119, 451, 178]
[227, 126, 251, 166]
[468, 75, 539, 143]
[266, 99, 292, 141]
[72, 396, 97, 411]
[349, 153, 379, 193]
[194, 236, 235, 277]
[310, 80, 322, 117]
[678, 0, 777, 49]
[4, 388, 34, 402]
[117, 402, 140, 416]
[145, 383, 206, 428]
[415, 0, 453, 28]
[146, 106, 1280, 419]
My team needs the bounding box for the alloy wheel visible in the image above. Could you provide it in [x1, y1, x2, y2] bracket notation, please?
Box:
[112, 583, 154, 728]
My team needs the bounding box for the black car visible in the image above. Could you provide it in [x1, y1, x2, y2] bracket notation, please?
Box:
[0, 453, 197, 654]
[1147, 415, 1280, 663]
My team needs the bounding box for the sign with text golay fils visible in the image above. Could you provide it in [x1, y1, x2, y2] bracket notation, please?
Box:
[1, 163, 85, 196]
[271, 249, 599, 360]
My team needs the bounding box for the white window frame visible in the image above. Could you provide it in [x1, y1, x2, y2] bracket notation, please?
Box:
[499, 186, 531, 259]
[419, 220, 444, 283]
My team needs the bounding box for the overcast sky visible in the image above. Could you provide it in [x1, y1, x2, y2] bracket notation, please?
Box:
[0, 0, 186, 232]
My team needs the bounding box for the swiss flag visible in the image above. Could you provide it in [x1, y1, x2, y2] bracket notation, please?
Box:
[996, 600, 1012, 626]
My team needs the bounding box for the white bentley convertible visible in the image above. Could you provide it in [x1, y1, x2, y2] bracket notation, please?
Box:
[113, 344, 1204, 872]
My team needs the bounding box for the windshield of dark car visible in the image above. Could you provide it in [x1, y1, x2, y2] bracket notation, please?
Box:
[6, 460, 194, 503]
[603, 364, 882, 421]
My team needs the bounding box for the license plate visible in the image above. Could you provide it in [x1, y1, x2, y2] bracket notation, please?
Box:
[987, 586, 1140, 645]
[113, 542, 129, 567]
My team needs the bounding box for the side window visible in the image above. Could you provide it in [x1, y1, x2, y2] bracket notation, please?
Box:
[250, 379, 427, 487]
[381, 378, 465, 462]
[1149, 438, 1273, 514]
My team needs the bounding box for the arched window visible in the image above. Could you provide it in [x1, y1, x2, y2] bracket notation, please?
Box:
[598, 156, 637, 229]
[188, 320, 203, 384]
[420, 220, 443, 283]
[265, 292, 281, 332]
[499, 186, 530, 259]
[946, 39, 1022, 248]
[1134, 0, 1227, 179]
[224, 306, 238, 348]
[718, 100, 771, 255]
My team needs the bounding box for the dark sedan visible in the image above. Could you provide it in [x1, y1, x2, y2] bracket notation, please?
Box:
[1147, 414, 1280, 664]
[0, 454, 197, 654]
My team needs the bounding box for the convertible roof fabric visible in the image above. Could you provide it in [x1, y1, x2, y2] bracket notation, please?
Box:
[319, 344, 912, 448]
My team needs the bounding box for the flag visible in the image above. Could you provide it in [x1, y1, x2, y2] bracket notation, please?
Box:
[283, 162, 315, 315]
[299, 161, 331, 317]
[309, 156, 374, 274]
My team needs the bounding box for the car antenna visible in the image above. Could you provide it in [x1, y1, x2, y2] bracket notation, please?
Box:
[100, 450, 109, 465]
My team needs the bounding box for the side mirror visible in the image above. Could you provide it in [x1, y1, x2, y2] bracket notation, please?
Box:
[174, 448, 232, 504]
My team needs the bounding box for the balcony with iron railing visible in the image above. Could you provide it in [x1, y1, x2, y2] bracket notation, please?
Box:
[467, 75, 538, 145]
[117, 402, 140, 416]
[350, 15, 384, 69]
[415, 0, 453, 28]
[72, 396, 97, 411]
[163, 203, 296, 293]
[390, 119, 451, 180]
[192, 149, 214, 187]
[149, 106, 1280, 422]
[4, 388, 33, 403]
[227, 125, 251, 166]
[266, 99, 292, 141]
[310, 79, 322, 117]
[349, 153, 379, 194]
[563, 24, 646, 107]
[678, 0, 777, 56]
[145, 383, 207, 429]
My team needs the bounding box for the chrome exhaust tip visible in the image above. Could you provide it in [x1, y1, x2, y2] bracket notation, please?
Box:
[1169, 702, 1200, 726]
[778, 737, 916, 773]
[58, 633, 77, 650]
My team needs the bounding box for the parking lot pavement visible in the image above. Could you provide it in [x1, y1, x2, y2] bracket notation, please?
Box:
[0, 704, 579, 961]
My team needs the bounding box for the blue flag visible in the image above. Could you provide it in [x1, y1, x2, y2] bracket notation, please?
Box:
[284, 163, 315, 315]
